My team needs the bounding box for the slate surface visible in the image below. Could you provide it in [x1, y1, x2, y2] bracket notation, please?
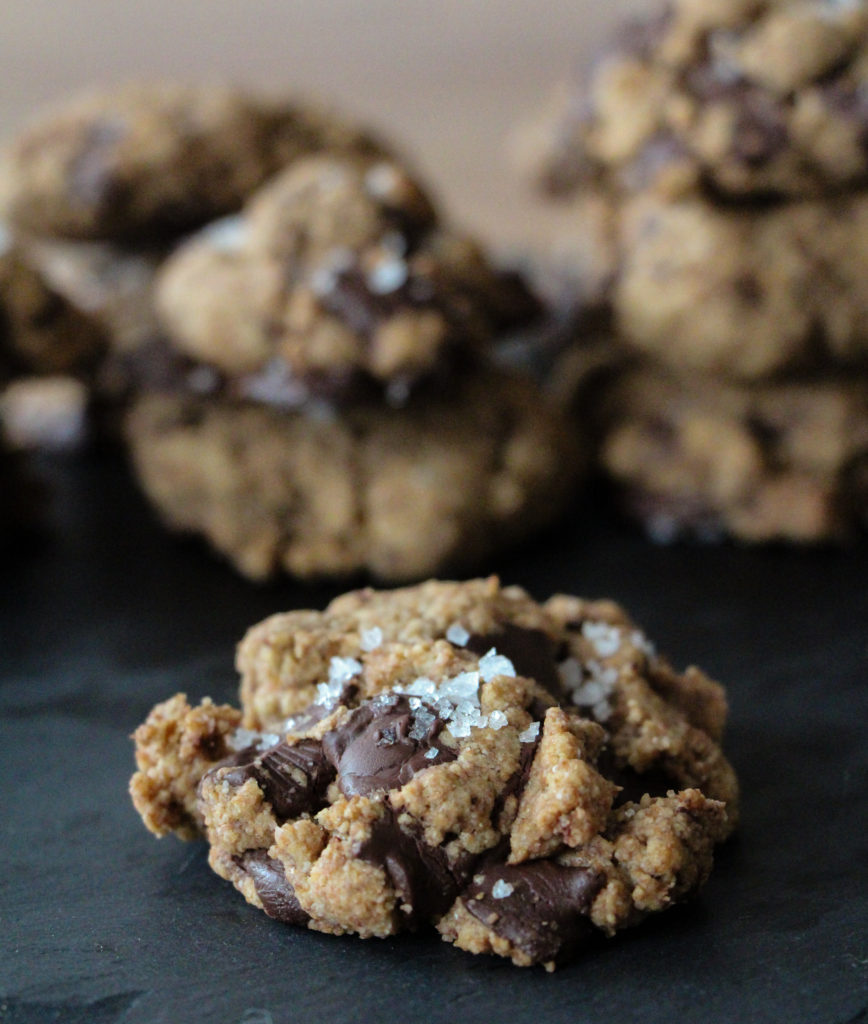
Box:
[2, 450, 867, 1024]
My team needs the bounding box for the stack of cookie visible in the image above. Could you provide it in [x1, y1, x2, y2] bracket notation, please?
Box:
[0, 82, 389, 412]
[522, 0, 868, 543]
[127, 152, 579, 581]
[0, 83, 580, 578]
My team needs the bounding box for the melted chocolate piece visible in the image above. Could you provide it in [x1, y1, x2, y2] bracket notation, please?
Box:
[322, 694, 456, 798]
[463, 861, 604, 965]
[236, 850, 310, 926]
[356, 805, 478, 925]
[466, 623, 563, 698]
[222, 740, 335, 820]
[492, 732, 540, 826]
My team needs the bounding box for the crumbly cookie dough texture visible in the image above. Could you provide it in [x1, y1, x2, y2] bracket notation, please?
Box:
[130, 577, 738, 970]
[522, 0, 868, 382]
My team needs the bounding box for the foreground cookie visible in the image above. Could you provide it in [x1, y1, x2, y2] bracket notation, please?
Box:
[125, 369, 579, 582]
[523, 0, 868, 201]
[130, 578, 738, 969]
[599, 368, 868, 543]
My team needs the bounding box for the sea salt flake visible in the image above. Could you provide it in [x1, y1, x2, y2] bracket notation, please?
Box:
[487, 710, 509, 731]
[409, 708, 436, 740]
[360, 626, 383, 652]
[558, 657, 582, 691]
[518, 721, 540, 743]
[446, 623, 470, 647]
[478, 649, 516, 682]
[368, 256, 407, 294]
[227, 728, 279, 752]
[448, 718, 472, 739]
[424, 747, 440, 760]
[439, 671, 480, 704]
[491, 880, 514, 899]
[403, 677, 438, 697]
[631, 630, 656, 657]
[592, 699, 612, 722]
[575, 680, 606, 706]
[329, 656, 363, 686]
[582, 621, 622, 658]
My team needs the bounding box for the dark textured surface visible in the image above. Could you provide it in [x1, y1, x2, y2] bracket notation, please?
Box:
[1, 450, 867, 1024]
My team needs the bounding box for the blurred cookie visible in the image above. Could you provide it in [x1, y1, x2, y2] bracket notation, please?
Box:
[523, 0, 868, 201]
[610, 190, 868, 380]
[156, 155, 540, 398]
[598, 367, 868, 543]
[0, 234, 107, 378]
[0, 82, 387, 241]
[130, 577, 737, 968]
[125, 369, 580, 582]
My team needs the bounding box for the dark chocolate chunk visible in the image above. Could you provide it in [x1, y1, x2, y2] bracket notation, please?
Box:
[462, 861, 604, 965]
[466, 623, 563, 698]
[356, 805, 477, 924]
[322, 694, 456, 798]
[284, 683, 359, 734]
[236, 849, 310, 926]
[221, 739, 335, 820]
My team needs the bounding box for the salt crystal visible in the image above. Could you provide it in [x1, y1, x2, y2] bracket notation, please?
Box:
[227, 728, 280, 752]
[446, 623, 470, 647]
[439, 671, 480, 704]
[592, 699, 612, 722]
[365, 162, 403, 199]
[491, 880, 514, 899]
[487, 710, 508, 731]
[449, 718, 472, 739]
[518, 721, 540, 743]
[630, 630, 656, 657]
[478, 649, 516, 682]
[204, 215, 247, 253]
[424, 747, 440, 760]
[574, 680, 606, 706]
[558, 657, 582, 691]
[329, 656, 363, 685]
[368, 257, 408, 295]
[409, 708, 436, 740]
[582, 621, 622, 658]
[360, 626, 383, 652]
[403, 677, 438, 697]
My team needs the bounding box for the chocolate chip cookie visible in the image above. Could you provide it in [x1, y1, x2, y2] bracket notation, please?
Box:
[524, 0, 868, 201]
[611, 190, 868, 380]
[130, 577, 737, 969]
[125, 369, 579, 582]
[598, 367, 868, 543]
[0, 82, 387, 242]
[155, 154, 540, 398]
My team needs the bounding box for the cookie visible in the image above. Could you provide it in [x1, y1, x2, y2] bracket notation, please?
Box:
[0, 82, 386, 241]
[609, 190, 868, 380]
[124, 368, 580, 582]
[598, 367, 868, 543]
[130, 577, 737, 969]
[523, 0, 868, 202]
[0, 234, 107, 378]
[155, 154, 541, 398]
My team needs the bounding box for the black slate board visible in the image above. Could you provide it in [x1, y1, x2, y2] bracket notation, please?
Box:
[2, 450, 867, 1024]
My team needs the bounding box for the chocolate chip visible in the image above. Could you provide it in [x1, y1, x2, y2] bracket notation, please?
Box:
[221, 740, 335, 820]
[356, 804, 477, 924]
[731, 93, 788, 168]
[466, 623, 563, 698]
[284, 683, 359, 734]
[321, 694, 457, 798]
[236, 849, 310, 926]
[463, 861, 604, 965]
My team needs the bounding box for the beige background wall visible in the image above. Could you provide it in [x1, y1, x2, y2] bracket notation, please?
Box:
[0, 0, 634, 255]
